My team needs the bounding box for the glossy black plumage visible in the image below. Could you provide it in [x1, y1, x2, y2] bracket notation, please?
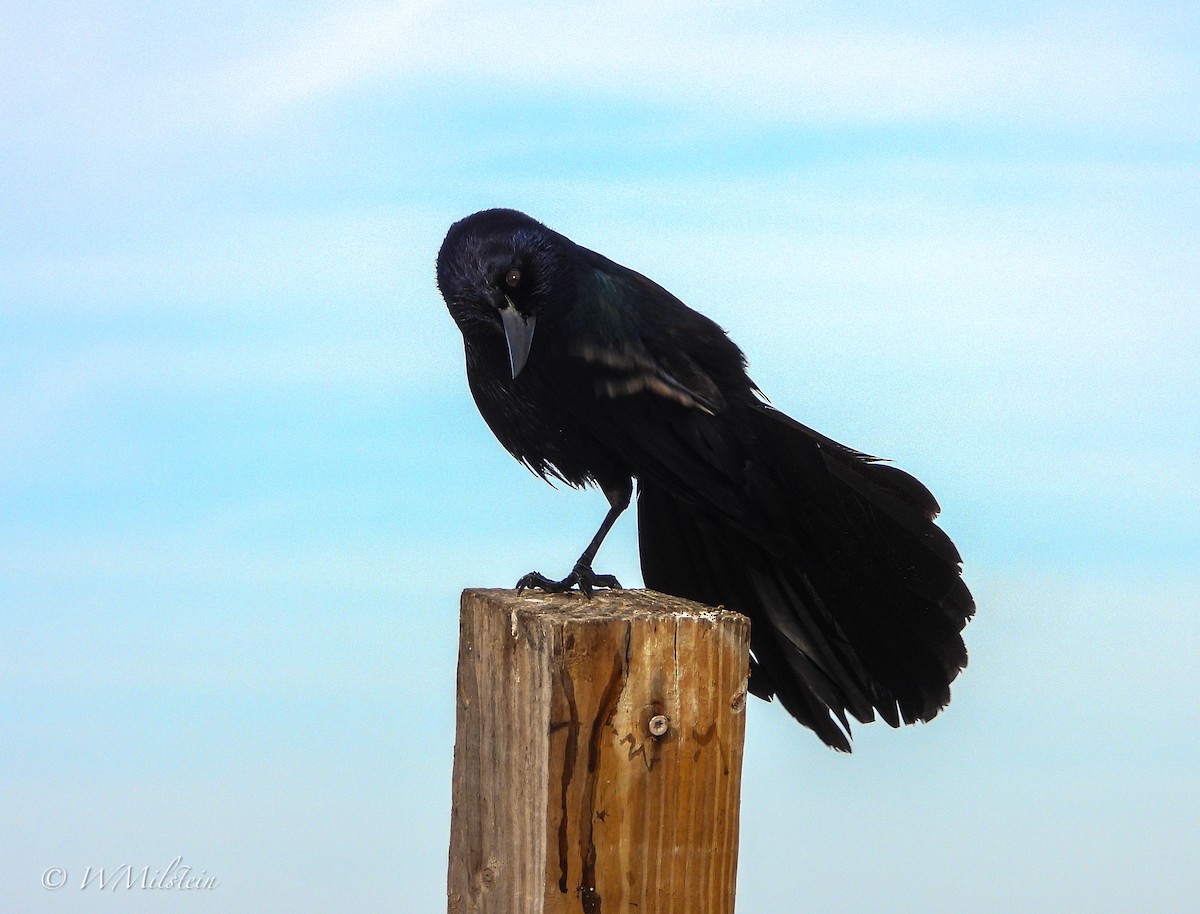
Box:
[436, 208, 974, 750]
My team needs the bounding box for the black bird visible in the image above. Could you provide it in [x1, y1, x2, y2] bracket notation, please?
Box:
[436, 208, 974, 750]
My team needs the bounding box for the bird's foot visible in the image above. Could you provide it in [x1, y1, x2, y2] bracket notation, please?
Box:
[515, 562, 622, 599]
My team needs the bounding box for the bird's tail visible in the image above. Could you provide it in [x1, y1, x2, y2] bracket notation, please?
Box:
[637, 404, 974, 751]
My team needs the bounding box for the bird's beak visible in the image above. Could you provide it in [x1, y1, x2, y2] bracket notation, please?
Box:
[499, 298, 536, 379]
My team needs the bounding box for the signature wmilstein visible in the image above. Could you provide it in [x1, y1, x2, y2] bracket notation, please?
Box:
[79, 856, 217, 890]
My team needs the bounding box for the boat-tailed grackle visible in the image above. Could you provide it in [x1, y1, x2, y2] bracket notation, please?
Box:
[436, 208, 974, 750]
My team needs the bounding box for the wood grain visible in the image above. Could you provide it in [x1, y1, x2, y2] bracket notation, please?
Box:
[448, 588, 750, 914]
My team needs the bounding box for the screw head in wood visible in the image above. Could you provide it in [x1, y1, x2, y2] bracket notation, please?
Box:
[648, 714, 670, 738]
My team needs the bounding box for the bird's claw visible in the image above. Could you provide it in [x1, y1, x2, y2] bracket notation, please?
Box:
[515, 562, 622, 599]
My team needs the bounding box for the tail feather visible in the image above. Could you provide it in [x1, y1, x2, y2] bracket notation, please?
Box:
[637, 481, 862, 750]
[637, 404, 974, 750]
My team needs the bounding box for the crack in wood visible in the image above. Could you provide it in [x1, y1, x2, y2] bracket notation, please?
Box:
[579, 630, 629, 914]
[557, 640, 579, 895]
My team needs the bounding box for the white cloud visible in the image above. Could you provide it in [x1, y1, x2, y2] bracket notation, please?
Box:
[205, 1, 1198, 133]
[215, 0, 444, 121]
[5, 3, 1194, 179]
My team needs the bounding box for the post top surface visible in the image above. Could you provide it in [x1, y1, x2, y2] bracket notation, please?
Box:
[462, 587, 748, 627]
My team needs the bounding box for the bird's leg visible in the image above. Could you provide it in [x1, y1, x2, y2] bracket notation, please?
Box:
[516, 479, 632, 598]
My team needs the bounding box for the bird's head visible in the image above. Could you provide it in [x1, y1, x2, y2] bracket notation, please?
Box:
[436, 208, 576, 379]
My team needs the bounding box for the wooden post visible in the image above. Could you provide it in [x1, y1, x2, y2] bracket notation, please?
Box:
[447, 588, 750, 914]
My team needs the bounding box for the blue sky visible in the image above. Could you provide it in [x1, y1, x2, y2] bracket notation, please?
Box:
[2, 2, 1197, 911]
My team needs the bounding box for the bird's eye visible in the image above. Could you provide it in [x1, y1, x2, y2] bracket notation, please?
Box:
[505, 268, 522, 288]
